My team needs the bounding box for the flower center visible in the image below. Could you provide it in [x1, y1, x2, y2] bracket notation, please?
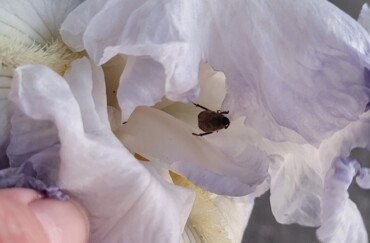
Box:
[0, 36, 82, 76]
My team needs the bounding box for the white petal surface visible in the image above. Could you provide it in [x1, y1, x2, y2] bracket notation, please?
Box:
[62, 0, 370, 144]
[9, 60, 194, 243]
[116, 106, 269, 196]
[269, 145, 323, 227]
[0, 0, 82, 45]
[316, 157, 368, 243]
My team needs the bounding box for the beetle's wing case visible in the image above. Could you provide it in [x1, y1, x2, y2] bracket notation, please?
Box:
[198, 111, 221, 132]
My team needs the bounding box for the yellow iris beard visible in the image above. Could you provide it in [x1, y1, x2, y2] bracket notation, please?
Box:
[0, 35, 82, 75]
[170, 171, 232, 243]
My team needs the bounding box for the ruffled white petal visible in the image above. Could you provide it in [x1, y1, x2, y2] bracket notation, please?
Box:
[9, 59, 194, 243]
[116, 106, 268, 196]
[269, 145, 323, 227]
[0, 0, 82, 45]
[316, 157, 368, 243]
[61, 0, 370, 145]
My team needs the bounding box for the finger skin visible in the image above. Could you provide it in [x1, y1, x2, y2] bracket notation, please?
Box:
[0, 189, 49, 243]
[0, 189, 89, 243]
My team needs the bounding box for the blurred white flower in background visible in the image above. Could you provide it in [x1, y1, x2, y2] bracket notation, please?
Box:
[1, 0, 370, 243]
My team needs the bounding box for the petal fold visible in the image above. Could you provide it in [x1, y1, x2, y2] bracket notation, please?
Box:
[8, 59, 194, 243]
[316, 157, 368, 243]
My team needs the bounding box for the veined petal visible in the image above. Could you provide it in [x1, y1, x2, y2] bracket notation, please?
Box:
[0, 0, 82, 45]
[316, 157, 368, 243]
[9, 60, 194, 243]
[62, 0, 370, 144]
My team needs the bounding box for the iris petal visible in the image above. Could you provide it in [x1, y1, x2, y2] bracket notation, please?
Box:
[0, 0, 82, 44]
[316, 157, 368, 243]
[116, 106, 268, 196]
[62, 0, 370, 145]
[269, 146, 322, 227]
[8, 59, 194, 243]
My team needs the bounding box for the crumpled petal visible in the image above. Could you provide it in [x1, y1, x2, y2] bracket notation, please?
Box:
[0, 0, 82, 45]
[357, 168, 370, 189]
[7, 104, 60, 184]
[319, 111, 370, 176]
[61, 0, 370, 145]
[316, 157, 368, 243]
[0, 162, 68, 200]
[116, 106, 268, 197]
[268, 145, 323, 227]
[9, 58, 194, 243]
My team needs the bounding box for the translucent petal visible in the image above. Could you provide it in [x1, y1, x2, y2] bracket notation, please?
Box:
[6, 106, 60, 185]
[116, 106, 269, 196]
[61, 0, 370, 144]
[268, 144, 323, 227]
[9, 61, 194, 243]
[316, 157, 368, 243]
[0, 0, 82, 45]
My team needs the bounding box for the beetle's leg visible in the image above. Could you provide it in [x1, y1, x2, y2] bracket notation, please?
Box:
[192, 131, 213, 136]
[193, 103, 210, 111]
[217, 110, 229, 114]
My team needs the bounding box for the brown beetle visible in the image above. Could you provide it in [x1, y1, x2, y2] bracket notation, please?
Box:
[192, 103, 230, 136]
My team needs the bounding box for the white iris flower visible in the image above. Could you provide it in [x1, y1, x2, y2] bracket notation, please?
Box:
[1, 1, 370, 243]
